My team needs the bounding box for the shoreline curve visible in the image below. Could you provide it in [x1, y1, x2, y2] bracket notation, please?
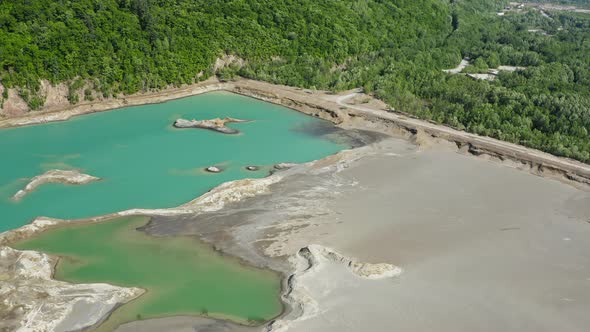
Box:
[0, 78, 588, 188]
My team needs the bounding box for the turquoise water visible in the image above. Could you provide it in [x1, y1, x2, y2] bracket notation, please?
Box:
[0, 92, 346, 232]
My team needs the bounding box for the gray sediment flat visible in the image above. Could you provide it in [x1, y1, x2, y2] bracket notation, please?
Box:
[140, 137, 590, 332]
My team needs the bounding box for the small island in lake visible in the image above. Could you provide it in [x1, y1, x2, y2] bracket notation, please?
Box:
[173, 117, 250, 134]
[12, 169, 100, 201]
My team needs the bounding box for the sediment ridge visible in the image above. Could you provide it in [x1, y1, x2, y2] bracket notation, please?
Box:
[268, 244, 402, 332]
[0, 165, 291, 246]
[12, 169, 100, 201]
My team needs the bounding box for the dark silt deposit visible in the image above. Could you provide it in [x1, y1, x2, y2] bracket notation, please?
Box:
[116, 316, 260, 332]
[290, 120, 388, 148]
[139, 125, 387, 274]
[139, 168, 361, 273]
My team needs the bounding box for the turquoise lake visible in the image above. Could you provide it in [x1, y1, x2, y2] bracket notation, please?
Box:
[0, 92, 347, 232]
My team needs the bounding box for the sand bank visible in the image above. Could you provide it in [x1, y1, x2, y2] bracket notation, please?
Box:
[142, 137, 590, 332]
[12, 169, 100, 201]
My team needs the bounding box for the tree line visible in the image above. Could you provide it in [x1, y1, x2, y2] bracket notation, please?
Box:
[0, 0, 589, 162]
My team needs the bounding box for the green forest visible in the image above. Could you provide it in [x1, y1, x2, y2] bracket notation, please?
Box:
[1, 0, 589, 162]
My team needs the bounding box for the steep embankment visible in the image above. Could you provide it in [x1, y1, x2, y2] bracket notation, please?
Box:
[228, 79, 590, 188]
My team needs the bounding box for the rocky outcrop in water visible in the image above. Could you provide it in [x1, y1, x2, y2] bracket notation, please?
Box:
[205, 166, 222, 173]
[12, 169, 100, 201]
[173, 117, 250, 134]
[0, 246, 143, 332]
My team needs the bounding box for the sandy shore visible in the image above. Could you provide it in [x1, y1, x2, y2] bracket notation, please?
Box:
[0, 78, 227, 129]
[140, 137, 590, 332]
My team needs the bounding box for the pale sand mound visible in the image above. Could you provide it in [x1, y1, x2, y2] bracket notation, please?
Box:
[268, 245, 401, 332]
[12, 169, 100, 201]
[173, 117, 250, 134]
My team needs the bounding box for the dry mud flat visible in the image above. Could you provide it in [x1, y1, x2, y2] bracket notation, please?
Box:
[131, 138, 590, 332]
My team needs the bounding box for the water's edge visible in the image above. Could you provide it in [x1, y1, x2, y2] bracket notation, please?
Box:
[1, 78, 587, 189]
[1, 77, 588, 188]
[0, 136, 374, 331]
[1, 77, 589, 331]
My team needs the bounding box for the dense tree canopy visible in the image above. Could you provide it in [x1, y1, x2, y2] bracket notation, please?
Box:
[0, 0, 589, 163]
[0, 0, 448, 92]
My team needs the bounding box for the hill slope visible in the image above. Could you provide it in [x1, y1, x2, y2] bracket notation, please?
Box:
[0, 0, 449, 96]
[1, 0, 590, 163]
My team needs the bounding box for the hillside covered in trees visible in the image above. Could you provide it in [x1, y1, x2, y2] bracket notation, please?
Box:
[0, 0, 449, 95]
[0, 0, 589, 163]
